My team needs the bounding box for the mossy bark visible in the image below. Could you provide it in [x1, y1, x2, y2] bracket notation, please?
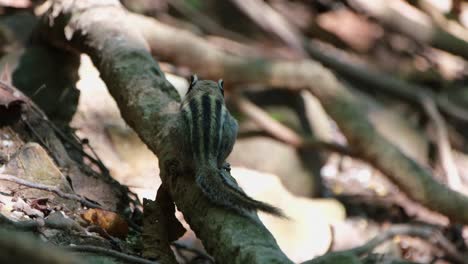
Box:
[38, 1, 292, 263]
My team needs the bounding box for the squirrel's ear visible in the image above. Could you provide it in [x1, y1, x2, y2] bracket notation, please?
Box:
[188, 74, 198, 93]
[218, 79, 224, 96]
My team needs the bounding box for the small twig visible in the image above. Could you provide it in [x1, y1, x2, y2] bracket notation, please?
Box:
[49, 125, 110, 175]
[0, 173, 103, 209]
[31, 84, 47, 98]
[65, 245, 158, 264]
[234, 95, 358, 158]
[421, 96, 462, 190]
[171, 242, 215, 263]
[348, 224, 468, 264]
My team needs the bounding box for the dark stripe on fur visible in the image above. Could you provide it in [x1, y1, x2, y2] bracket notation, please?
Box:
[213, 99, 223, 155]
[201, 94, 212, 160]
[182, 109, 191, 154]
[189, 99, 200, 159]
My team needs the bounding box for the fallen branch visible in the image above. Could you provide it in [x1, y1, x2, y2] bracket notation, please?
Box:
[305, 42, 468, 124]
[0, 173, 103, 209]
[235, 95, 302, 146]
[65, 245, 158, 264]
[234, 95, 357, 158]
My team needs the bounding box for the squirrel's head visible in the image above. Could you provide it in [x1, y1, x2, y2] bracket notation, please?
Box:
[184, 74, 224, 102]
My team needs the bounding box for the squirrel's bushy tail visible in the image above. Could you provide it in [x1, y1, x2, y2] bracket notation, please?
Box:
[195, 167, 285, 218]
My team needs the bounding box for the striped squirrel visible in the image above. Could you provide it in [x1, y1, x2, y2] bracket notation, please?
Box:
[178, 75, 284, 217]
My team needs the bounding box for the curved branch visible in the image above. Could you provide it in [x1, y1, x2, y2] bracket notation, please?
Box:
[38, 1, 292, 263]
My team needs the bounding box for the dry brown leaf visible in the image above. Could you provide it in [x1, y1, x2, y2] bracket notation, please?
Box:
[81, 208, 128, 238]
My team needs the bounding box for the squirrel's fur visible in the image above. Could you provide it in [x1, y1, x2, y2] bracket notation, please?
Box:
[177, 76, 284, 217]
